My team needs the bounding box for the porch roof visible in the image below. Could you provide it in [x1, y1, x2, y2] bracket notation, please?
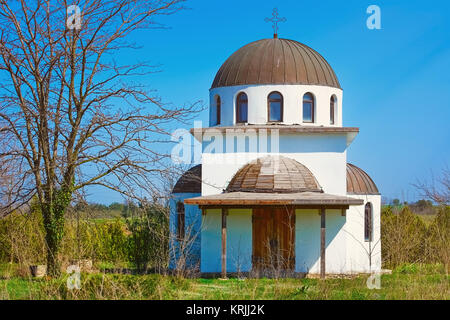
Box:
[183, 191, 364, 207]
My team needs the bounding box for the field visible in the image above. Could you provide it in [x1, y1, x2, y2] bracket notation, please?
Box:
[0, 204, 448, 300]
[0, 263, 448, 300]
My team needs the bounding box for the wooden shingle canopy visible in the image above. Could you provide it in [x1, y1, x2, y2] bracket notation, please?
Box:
[346, 163, 379, 195]
[172, 164, 202, 194]
[211, 38, 341, 89]
[226, 156, 322, 193]
[184, 191, 363, 207]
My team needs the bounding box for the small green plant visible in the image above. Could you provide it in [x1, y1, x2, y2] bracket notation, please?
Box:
[394, 264, 419, 274]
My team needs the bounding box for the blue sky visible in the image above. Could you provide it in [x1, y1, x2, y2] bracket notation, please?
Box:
[87, 0, 450, 204]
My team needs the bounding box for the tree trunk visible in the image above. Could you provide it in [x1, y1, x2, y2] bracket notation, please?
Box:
[45, 232, 62, 277]
[42, 188, 72, 277]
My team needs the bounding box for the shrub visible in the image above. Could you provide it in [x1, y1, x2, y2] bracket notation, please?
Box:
[381, 206, 427, 268]
[90, 219, 129, 263]
[0, 209, 131, 270]
[381, 205, 449, 269]
[59, 217, 130, 267]
[126, 204, 169, 272]
[0, 203, 46, 265]
[425, 206, 449, 270]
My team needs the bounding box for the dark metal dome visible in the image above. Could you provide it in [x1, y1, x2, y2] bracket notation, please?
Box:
[346, 163, 379, 195]
[172, 165, 202, 194]
[226, 156, 322, 193]
[211, 38, 341, 89]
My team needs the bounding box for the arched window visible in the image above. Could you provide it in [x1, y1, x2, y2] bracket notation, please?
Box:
[364, 202, 373, 242]
[176, 201, 185, 240]
[330, 95, 336, 125]
[303, 93, 314, 123]
[268, 91, 283, 122]
[236, 92, 248, 123]
[216, 95, 221, 125]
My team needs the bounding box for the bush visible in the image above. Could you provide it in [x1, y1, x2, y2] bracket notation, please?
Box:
[425, 206, 449, 269]
[381, 206, 427, 267]
[0, 209, 131, 270]
[0, 201, 171, 274]
[61, 218, 129, 265]
[126, 204, 169, 272]
[0, 203, 46, 265]
[381, 205, 449, 269]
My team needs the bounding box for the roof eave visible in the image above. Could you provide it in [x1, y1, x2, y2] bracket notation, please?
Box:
[184, 192, 364, 207]
[191, 126, 360, 142]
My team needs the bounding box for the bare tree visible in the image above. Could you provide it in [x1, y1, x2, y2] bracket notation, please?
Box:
[413, 165, 450, 205]
[0, 128, 29, 214]
[0, 143, 22, 213]
[0, 0, 200, 275]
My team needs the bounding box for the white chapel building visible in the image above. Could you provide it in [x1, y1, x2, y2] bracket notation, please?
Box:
[169, 34, 381, 277]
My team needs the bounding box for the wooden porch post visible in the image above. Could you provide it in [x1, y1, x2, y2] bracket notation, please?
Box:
[221, 208, 228, 278]
[320, 207, 326, 279]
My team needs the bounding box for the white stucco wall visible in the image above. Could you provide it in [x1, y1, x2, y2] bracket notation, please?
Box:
[201, 209, 222, 272]
[225, 209, 253, 273]
[295, 197, 381, 275]
[295, 209, 320, 273]
[209, 84, 343, 127]
[344, 194, 382, 273]
[169, 193, 202, 270]
[201, 133, 349, 196]
[295, 209, 347, 274]
[200, 208, 253, 273]
[199, 205, 380, 274]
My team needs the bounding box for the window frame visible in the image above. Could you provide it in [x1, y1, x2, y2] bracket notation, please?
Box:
[330, 95, 336, 125]
[216, 95, 221, 125]
[176, 201, 185, 240]
[302, 92, 315, 123]
[364, 202, 373, 242]
[267, 91, 283, 122]
[236, 92, 248, 123]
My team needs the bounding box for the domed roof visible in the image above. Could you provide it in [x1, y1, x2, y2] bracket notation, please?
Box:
[346, 163, 379, 195]
[226, 156, 322, 193]
[172, 165, 202, 194]
[212, 38, 340, 89]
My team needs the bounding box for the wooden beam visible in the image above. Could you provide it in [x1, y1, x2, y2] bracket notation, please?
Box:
[199, 204, 350, 210]
[221, 208, 228, 279]
[320, 207, 326, 279]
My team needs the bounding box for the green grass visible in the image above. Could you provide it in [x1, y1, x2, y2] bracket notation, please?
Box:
[0, 263, 448, 300]
[176, 272, 449, 300]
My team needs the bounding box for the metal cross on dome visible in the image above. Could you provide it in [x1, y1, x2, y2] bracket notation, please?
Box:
[265, 8, 286, 38]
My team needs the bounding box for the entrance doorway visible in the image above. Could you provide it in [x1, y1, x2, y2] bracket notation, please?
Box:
[252, 207, 295, 272]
